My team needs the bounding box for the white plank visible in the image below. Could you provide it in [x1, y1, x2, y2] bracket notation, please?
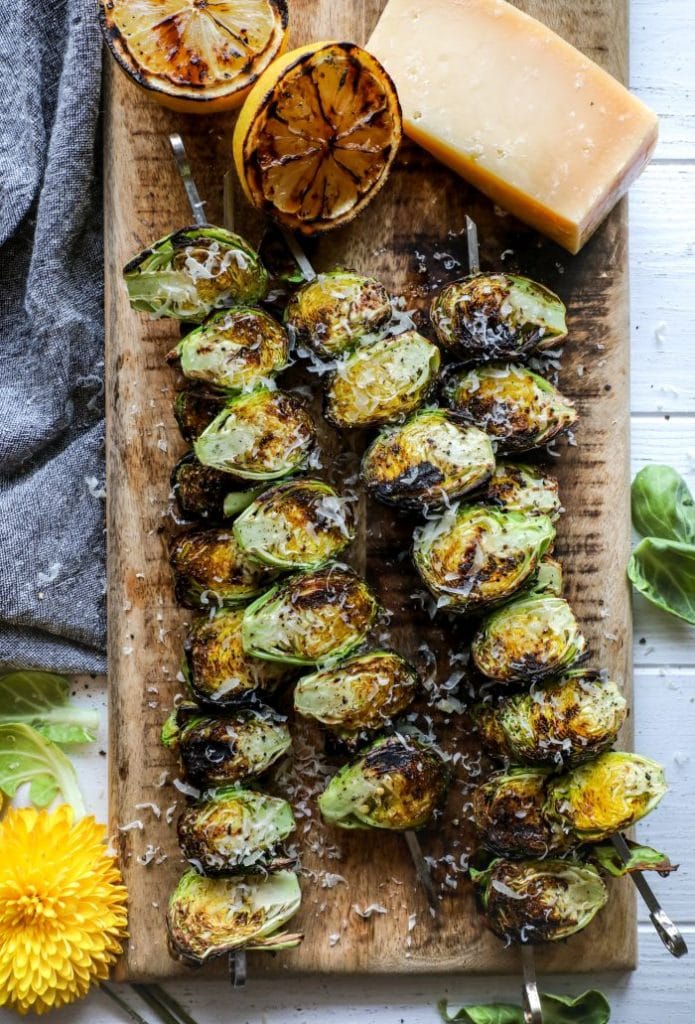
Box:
[630, 0, 695, 158]
[628, 164, 695, 415]
[21, 927, 693, 1024]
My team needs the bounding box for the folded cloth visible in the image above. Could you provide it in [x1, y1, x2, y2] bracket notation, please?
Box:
[0, 0, 106, 672]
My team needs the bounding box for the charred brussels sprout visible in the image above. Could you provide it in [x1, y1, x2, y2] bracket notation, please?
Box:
[175, 307, 289, 392]
[482, 462, 562, 521]
[194, 387, 317, 481]
[412, 506, 555, 613]
[318, 735, 448, 830]
[124, 226, 268, 322]
[471, 594, 586, 684]
[430, 273, 567, 363]
[233, 479, 355, 570]
[544, 752, 668, 842]
[171, 452, 241, 522]
[169, 527, 276, 608]
[472, 768, 571, 859]
[242, 566, 379, 666]
[184, 608, 288, 707]
[325, 330, 441, 429]
[361, 409, 495, 510]
[165, 704, 291, 788]
[294, 650, 419, 736]
[442, 363, 578, 454]
[173, 389, 226, 442]
[177, 786, 295, 875]
[167, 869, 302, 964]
[285, 270, 392, 357]
[472, 858, 608, 943]
[473, 671, 627, 768]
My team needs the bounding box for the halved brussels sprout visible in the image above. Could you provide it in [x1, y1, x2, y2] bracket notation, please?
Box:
[471, 857, 608, 943]
[473, 671, 628, 768]
[361, 409, 495, 510]
[167, 869, 302, 965]
[124, 226, 268, 322]
[173, 389, 226, 443]
[472, 768, 571, 859]
[164, 704, 291, 788]
[233, 479, 355, 570]
[482, 462, 562, 521]
[184, 608, 288, 707]
[174, 307, 290, 392]
[412, 505, 555, 613]
[294, 650, 419, 735]
[318, 734, 448, 830]
[442, 363, 578, 453]
[171, 452, 234, 521]
[169, 527, 277, 608]
[325, 330, 441, 429]
[285, 270, 392, 356]
[194, 387, 317, 481]
[544, 752, 668, 842]
[471, 594, 586, 684]
[177, 786, 296, 875]
[430, 273, 567, 362]
[242, 566, 379, 666]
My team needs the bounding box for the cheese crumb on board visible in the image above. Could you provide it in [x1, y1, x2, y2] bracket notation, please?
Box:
[368, 0, 658, 253]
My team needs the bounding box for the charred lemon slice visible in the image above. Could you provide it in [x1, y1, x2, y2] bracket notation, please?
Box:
[233, 41, 402, 234]
[99, 0, 289, 114]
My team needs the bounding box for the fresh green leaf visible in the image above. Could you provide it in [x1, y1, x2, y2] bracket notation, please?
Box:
[632, 465, 695, 543]
[628, 537, 695, 624]
[0, 723, 86, 816]
[591, 840, 678, 877]
[0, 670, 99, 744]
[438, 990, 610, 1024]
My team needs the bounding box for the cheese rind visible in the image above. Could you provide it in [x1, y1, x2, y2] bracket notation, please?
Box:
[367, 0, 658, 253]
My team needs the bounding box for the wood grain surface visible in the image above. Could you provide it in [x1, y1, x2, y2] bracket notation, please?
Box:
[105, 0, 635, 982]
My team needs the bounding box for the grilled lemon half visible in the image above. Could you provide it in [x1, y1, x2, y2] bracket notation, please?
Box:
[233, 41, 402, 234]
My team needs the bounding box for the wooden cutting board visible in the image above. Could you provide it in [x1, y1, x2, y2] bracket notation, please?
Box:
[105, 0, 635, 982]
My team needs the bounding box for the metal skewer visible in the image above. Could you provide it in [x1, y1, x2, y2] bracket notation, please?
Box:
[169, 134, 207, 227]
[610, 832, 688, 958]
[465, 215, 481, 276]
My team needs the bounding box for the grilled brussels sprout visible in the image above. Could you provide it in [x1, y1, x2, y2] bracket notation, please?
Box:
[184, 608, 288, 707]
[173, 389, 226, 442]
[412, 506, 555, 613]
[233, 479, 355, 570]
[294, 650, 418, 736]
[530, 557, 564, 597]
[325, 330, 440, 429]
[482, 462, 562, 521]
[175, 308, 289, 392]
[473, 671, 628, 768]
[318, 735, 448, 830]
[430, 274, 567, 362]
[242, 566, 379, 666]
[194, 387, 317, 481]
[471, 594, 586, 684]
[442, 363, 578, 453]
[472, 768, 571, 859]
[164, 704, 291, 788]
[167, 869, 302, 964]
[285, 270, 392, 356]
[361, 409, 495, 510]
[545, 752, 668, 842]
[177, 786, 295, 875]
[124, 226, 268, 322]
[169, 527, 276, 608]
[471, 857, 608, 943]
[171, 452, 238, 521]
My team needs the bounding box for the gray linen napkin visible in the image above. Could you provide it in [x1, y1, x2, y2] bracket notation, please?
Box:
[0, 0, 106, 672]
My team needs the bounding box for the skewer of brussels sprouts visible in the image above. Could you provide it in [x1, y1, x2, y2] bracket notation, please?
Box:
[285, 270, 392, 357]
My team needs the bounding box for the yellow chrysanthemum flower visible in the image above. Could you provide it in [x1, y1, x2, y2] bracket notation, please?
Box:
[0, 805, 128, 1016]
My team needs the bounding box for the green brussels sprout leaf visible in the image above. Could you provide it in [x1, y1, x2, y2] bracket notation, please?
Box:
[0, 723, 85, 816]
[591, 840, 678, 877]
[628, 537, 695, 624]
[631, 465, 695, 543]
[0, 670, 99, 744]
[438, 990, 610, 1024]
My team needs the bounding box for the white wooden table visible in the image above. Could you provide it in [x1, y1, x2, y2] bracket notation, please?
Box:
[8, 1, 693, 1019]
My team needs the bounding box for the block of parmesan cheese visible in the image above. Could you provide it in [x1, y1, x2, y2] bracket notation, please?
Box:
[367, 0, 658, 253]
